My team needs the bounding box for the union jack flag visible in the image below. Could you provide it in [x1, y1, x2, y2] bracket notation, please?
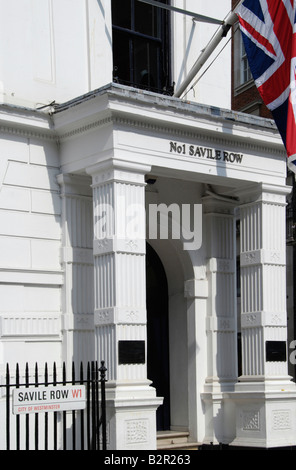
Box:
[236, 0, 296, 173]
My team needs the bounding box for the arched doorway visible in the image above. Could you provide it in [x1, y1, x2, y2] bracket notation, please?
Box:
[146, 242, 170, 431]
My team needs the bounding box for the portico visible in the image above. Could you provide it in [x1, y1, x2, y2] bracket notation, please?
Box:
[54, 83, 296, 449]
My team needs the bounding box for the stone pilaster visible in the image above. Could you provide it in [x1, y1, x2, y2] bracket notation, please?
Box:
[185, 278, 209, 444]
[233, 183, 296, 448]
[203, 195, 238, 387]
[57, 174, 94, 368]
[238, 184, 291, 381]
[86, 160, 162, 450]
[202, 195, 238, 444]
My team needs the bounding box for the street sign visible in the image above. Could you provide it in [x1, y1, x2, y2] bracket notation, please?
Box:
[12, 385, 86, 415]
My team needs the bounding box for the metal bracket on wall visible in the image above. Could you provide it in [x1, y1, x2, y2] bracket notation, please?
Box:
[137, 0, 223, 25]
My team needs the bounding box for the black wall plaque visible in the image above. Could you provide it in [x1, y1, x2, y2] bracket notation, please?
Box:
[266, 341, 287, 362]
[118, 340, 145, 365]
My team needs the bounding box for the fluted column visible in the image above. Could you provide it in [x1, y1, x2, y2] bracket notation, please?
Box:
[202, 195, 238, 445]
[203, 195, 238, 387]
[239, 184, 290, 381]
[233, 183, 296, 449]
[86, 159, 162, 450]
[57, 174, 94, 368]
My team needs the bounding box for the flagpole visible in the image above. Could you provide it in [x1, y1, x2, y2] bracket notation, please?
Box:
[174, 1, 243, 98]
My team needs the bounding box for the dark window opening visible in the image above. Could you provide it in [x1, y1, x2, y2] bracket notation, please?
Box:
[111, 0, 173, 95]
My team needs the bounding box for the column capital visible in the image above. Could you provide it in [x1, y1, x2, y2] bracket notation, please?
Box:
[57, 173, 92, 197]
[202, 193, 237, 215]
[236, 182, 291, 206]
[86, 158, 151, 186]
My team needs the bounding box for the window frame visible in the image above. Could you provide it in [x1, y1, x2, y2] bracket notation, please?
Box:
[111, 0, 173, 95]
[240, 35, 252, 85]
[233, 23, 253, 91]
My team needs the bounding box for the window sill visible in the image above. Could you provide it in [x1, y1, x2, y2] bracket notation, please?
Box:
[234, 79, 255, 96]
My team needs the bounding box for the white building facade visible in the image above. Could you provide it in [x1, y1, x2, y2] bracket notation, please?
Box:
[0, 0, 296, 450]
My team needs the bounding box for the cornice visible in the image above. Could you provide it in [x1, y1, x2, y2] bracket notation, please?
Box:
[52, 84, 286, 157]
[0, 111, 283, 159]
[0, 85, 285, 159]
[0, 122, 57, 142]
[110, 115, 283, 157]
[57, 116, 113, 141]
[0, 103, 56, 141]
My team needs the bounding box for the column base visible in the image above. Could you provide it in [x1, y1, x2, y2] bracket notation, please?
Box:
[202, 379, 237, 446]
[105, 381, 163, 450]
[231, 378, 296, 448]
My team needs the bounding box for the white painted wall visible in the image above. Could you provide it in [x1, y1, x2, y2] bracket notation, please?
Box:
[172, 0, 232, 106]
[0, 0, 113, 108]
[0, 113, 62, 369]
[0, 0, 231, 109]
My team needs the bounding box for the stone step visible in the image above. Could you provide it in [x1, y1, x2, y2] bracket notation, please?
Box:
[157, 431, 200, 450]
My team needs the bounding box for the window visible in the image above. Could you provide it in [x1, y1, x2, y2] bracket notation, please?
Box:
[240, 36, 252, 85]
[233, 24, 252, 89]
[111, 0, 173, 94]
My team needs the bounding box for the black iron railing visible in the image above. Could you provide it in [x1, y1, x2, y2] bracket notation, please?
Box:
[0, 360, 107, 451]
